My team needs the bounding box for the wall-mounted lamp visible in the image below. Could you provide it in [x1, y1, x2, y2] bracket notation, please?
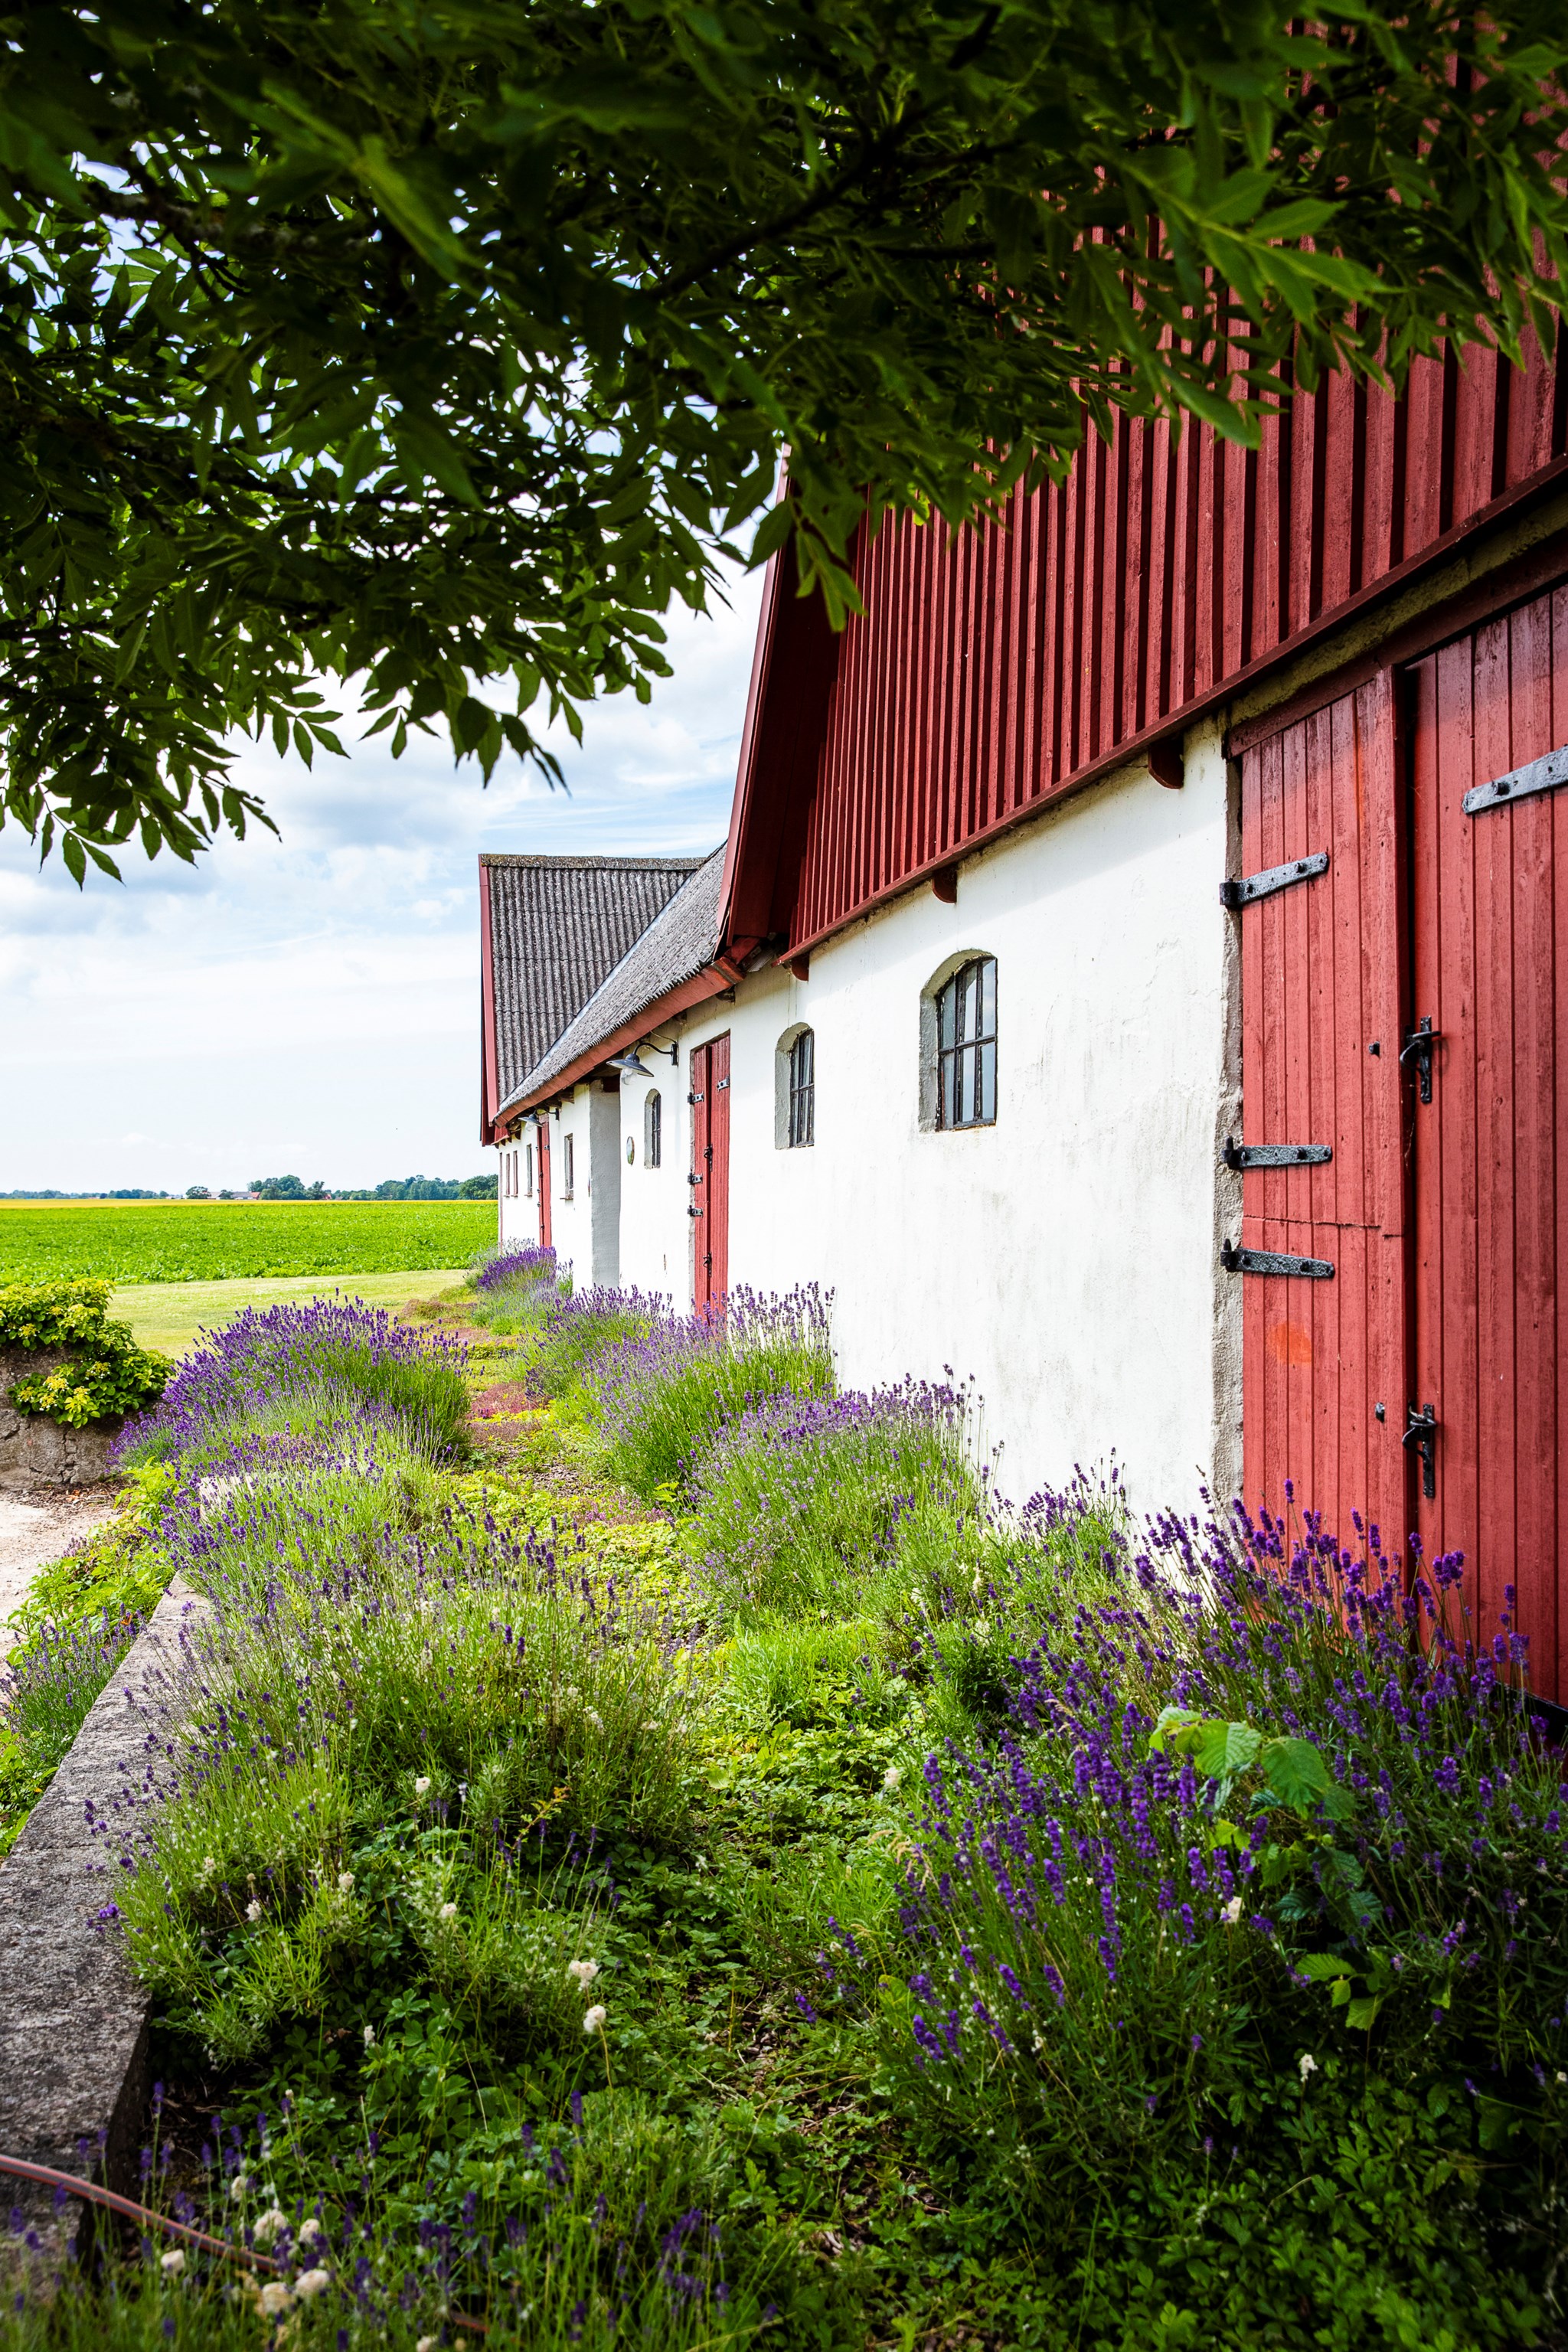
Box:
[607, 1046, 654, 1080]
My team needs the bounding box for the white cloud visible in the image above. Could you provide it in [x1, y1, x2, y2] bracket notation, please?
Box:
[0, 564, 765, 1191]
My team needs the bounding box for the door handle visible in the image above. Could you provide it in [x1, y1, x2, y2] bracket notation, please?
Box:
[1402, 1402, 1438, 1500]
[1400, 1016, 1442, 1104]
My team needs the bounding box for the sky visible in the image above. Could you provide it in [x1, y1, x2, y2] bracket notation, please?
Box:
[0, 565, 765, 1196]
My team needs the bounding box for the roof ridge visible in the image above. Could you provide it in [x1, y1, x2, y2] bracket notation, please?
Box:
[478, 853, 707, 871]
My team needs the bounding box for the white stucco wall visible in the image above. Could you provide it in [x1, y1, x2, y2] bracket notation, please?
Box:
[627, 729, 1238, 1514]
[497, 724, 1240, 1512]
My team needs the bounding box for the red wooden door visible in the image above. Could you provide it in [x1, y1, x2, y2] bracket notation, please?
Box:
[1236, 675, 1410, 1557]
[690, 1034, 731, 1312]
[537, 1120, 552, 1250]
[1408, 585, 1568, 1702]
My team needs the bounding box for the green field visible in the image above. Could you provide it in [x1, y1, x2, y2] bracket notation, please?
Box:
[0, 1200, 496, 1285]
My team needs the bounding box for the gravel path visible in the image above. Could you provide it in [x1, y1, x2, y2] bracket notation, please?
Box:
[0, 1488, 118, 1657]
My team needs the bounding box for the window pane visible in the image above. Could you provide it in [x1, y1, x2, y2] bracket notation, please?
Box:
[978, 1038, 995, 1125]
[938, 977, 956, 1051]
[979, 957, 995, 1041]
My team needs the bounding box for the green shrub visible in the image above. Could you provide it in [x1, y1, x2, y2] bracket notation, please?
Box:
[0, 1277, 171, 1426]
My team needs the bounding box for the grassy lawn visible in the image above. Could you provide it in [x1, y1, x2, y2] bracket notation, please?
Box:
[109, 1268, 472, 1361]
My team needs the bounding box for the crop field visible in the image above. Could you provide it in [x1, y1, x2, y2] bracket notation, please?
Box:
[0, 1199, 495, 1285]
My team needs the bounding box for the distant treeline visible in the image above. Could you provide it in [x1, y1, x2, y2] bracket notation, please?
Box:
[3, 1175, 498, 1203]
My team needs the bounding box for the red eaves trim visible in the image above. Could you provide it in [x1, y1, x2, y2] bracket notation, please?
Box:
[717, 544, 785, 946]
[498, 959, 744, 1127]
[479, 860, 499, 1148]
[760, 452, 1568, 965]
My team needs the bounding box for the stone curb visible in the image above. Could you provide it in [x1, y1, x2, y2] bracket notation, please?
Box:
[0, 1576, 211, 2266]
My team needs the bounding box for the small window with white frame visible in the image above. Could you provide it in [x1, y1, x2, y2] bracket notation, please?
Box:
[563, 1133, 575, 1197]
[525, 1144, 534, 1197]
[644, 1089, 662, 1168]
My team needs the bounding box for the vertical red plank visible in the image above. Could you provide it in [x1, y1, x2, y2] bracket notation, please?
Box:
[1449, 348, 1498, 532]
[1553, 586, 1568, 1700]
[1402, 353, 1447, 557]
[537, 1122, 552, 1253]
[1505, 592, 1557, 1694]
[1472, 615, 1517, 1647]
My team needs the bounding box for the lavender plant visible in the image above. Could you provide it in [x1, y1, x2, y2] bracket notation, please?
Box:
[115, 1295, 469, 1471]
[526, 1285, 665, 1403]
[860, 1494, 1568, 2278]
[691, 1377, 982, 1620]
[466, 1243, 567, 1336]
[589, 1285, 835, 1499]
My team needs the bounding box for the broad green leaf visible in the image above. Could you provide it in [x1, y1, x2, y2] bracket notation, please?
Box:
[1295, 1954, 1356, 1981]
[1343, 1995, 1382, 2031]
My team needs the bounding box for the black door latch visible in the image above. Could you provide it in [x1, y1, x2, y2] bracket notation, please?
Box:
[1403, 1403, 1438, 1499]
[1400, 1016, 1441, 1103]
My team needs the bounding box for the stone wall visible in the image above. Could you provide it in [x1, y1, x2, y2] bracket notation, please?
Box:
[0, 1348, 120, 1490]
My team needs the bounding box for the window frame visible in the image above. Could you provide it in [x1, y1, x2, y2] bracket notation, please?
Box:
[644, 1089, 662, 1169]
[524, 1144, 534, 1198]
[934, 956, 998, 1131]
[787, 1027, 815, 1147]
[563, 1132, 575, 1198]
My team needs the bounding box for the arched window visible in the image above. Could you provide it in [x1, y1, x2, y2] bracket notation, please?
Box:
[644, 1089, 662, 1168]
[934, 956, 997, 1129]
[525, 1144, 534, 1197]
[775, 1023, 815, 1148]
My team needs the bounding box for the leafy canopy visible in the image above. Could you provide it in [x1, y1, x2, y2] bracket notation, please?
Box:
[2, 0, 1566, 879]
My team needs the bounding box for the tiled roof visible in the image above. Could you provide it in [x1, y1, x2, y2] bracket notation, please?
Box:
[482, 855, 704, 1110]
[501, 848, 725, 1110]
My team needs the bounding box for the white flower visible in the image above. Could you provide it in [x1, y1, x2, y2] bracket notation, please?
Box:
[297, 2217, 322, 2245]
[586, 1709, 604, 1730]
[883, 1766, 902, 1792]
[973, 1619, 991, 1639]
[417, 2338, 438, 2352]
[362, 2024, 376, 2049]
[159, 2248, 186, 2275]
[583, 2004, 607, 2034]
[567, 1958, 600, 1988]
[439, 1901, 458, 1921]
[1220, 1896, 1243, 1926]
[413, 1775, 431, 1796]
[253, 2208, 288, 2246]
[230, 2174, 250, 2200]
[245, 1899, 263, 1923]
[293, 2268, 331, 2301]
[337, 1871, 354, 1894]
[1298, 2052, 1319, 2082]
[200, 1856, 217, 1877]
[258, 2280, 293, 2317]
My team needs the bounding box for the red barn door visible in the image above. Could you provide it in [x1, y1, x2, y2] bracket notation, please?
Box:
[537, 1119, 552, 1250]
[1408, 586, 1568, 1701]
[690, 1034, 731, 1312]
[1236, 675, 1410, 1558]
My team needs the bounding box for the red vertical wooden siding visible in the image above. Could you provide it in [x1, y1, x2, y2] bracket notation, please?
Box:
[757, 334, 1563, 956]
[537, 1121, 552, 1252]
[1408, 586, 1568, 1704]
[690, 1037, 731, 1312]
[1237, 678, 1410, 1559]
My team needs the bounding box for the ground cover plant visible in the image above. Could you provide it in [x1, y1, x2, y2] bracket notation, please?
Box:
[0, 1202, 496, 1285]
[2, 1293, 1564, 2350]
[0, 1279, 170, 1426]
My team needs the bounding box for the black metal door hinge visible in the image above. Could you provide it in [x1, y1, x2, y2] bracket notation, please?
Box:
[1400, 1016, 1441, 1103]
[1403, 1403, 1438, 1499]
[1220, 851, 1328, 910]
[1222, 1139, 1333, 1170]
[1221, 1243, 1334, 1279]
[1463, 743, 1568, 816]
